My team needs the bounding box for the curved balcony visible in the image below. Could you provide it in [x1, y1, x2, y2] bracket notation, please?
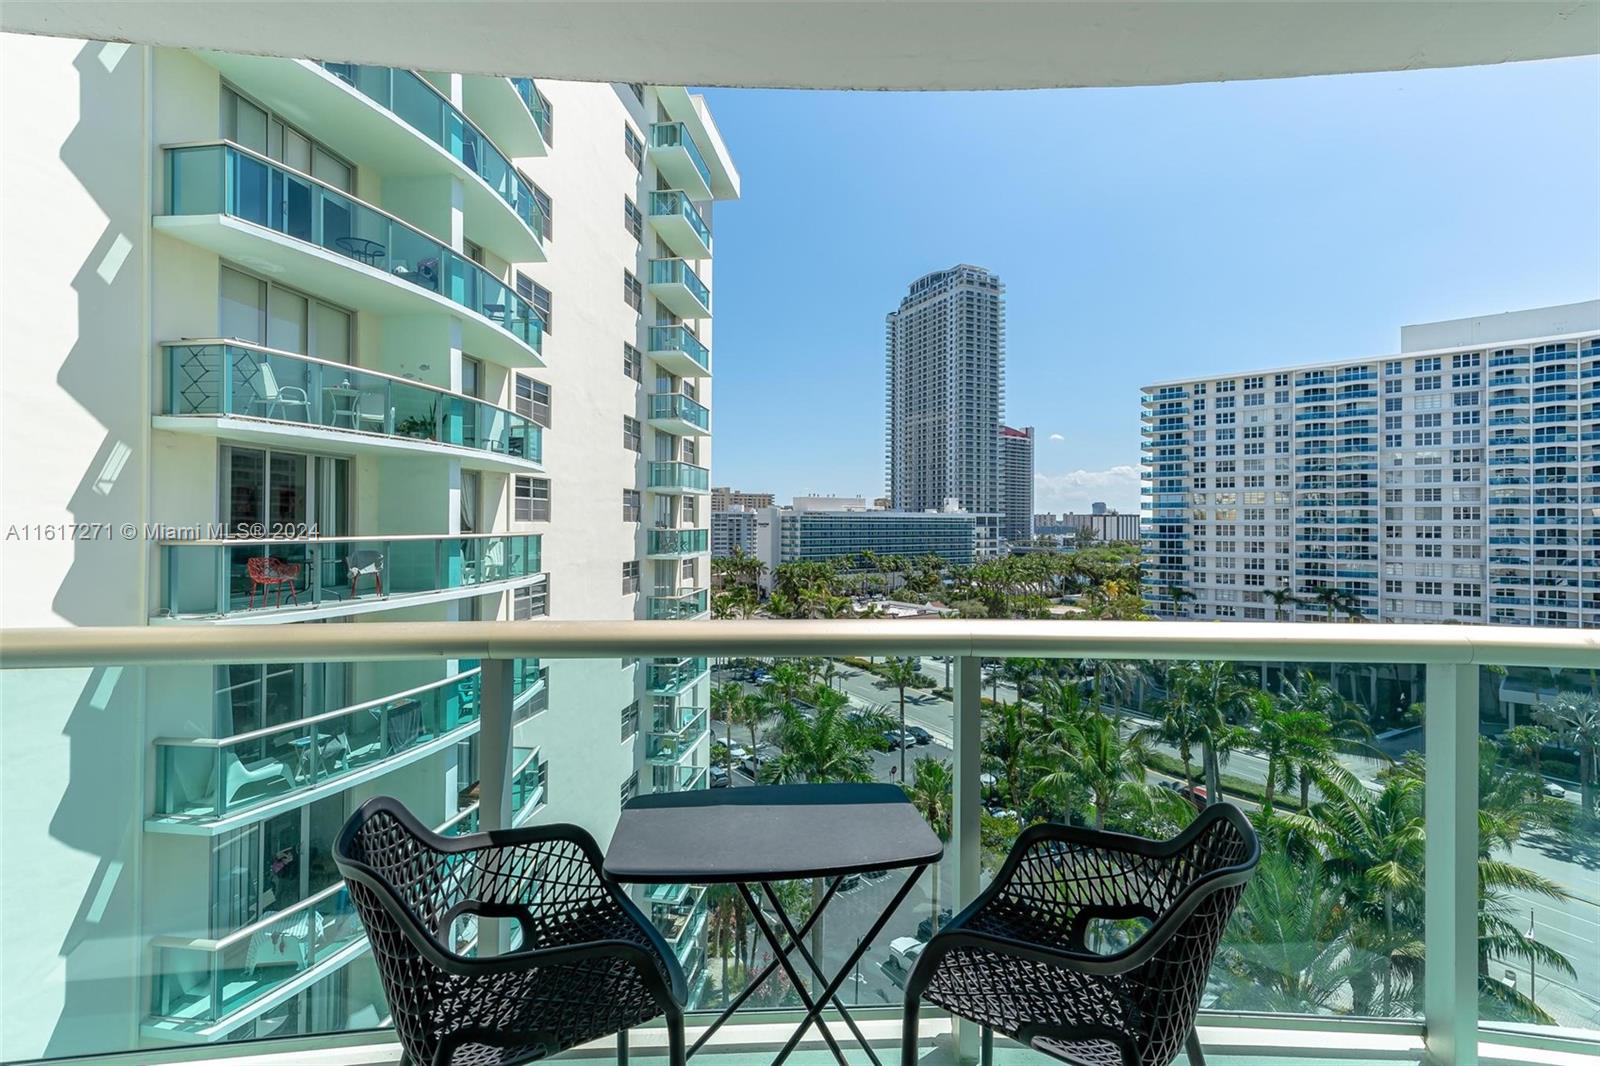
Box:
[158, 341, 542, 472]
[648, 190, 712, 260]
[648, 391, 711, 435]
[462, 75, 550, 159]
[158, 532, 544, 623]
[647, 325, 711, 377]
[151, 669, 486, 828]
[648, 258, 712, 319]
[203, 55, 544, 262]
[648, 122, 713, 200]
[648, 460, 711, 494]
[647, 709, 709, 765]
[160, 143, 543, 368]
[647, 528, 710, 558]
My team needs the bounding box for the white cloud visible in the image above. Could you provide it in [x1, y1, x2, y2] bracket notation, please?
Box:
[1034, 465, 1141, 513]
[1047, 432, 1065, 442]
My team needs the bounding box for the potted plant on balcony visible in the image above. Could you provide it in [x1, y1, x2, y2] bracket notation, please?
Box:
[395, 398, 439, 440]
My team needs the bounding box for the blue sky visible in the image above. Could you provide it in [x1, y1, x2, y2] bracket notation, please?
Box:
[699, 56, 1600, 513]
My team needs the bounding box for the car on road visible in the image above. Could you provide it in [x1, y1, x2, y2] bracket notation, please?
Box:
[709, 766, 730, 788]
[917, 909, 953, 942]
[904, 725, 933, 746]
[1542, 781, 1568, 799]
[888, 936, 925, 971]
[1178, 784, 1207, 810]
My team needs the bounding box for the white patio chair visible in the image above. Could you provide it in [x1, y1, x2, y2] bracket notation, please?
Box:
[255, 360, 310, 421]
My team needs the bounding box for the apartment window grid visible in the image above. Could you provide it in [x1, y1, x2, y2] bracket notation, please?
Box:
[624, 271, 642, 311]
[623, 561, 641, 595]
[515, 375, 552, 428]
[625, 196, 643, 241]
[515, 476, 550, 521]
[624, 125, 644, 171]
[623, 416, 642, 452]
[624, 342, 643, 382]
[532, 183, 553, 242]
[623, 489, 642, 522]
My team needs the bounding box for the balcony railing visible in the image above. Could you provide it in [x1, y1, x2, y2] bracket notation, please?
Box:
[648, 189, 712, 255]
[647, 587, 710, 619]
[160, 532, 542, 619]
[162, 341, 541, 463]
[649, 121, 713, 192]
[3, 621, 1598, 1065]
[648, 460, 711, 493]
[648, 392, 711, 432]
[154, 668, 486, 823]
[648, 527, 711, 556]
[647, 656, 709, 695]
[508, 77, 553, 145]
[648, 257, 712, 317]
[165, 142, 543, 354]
[647, 324, 712, 375]
[318, 63, 545, 244]
[647, 709, 709, 764]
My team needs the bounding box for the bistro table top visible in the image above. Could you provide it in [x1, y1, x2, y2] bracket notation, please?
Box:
[604, 782, 944, 885]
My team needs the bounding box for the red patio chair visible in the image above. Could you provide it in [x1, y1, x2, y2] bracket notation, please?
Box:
[246, 556, 301, 609]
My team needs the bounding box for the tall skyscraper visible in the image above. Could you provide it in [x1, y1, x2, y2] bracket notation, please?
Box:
[885, 264, 1006, 516]
[1141, 300, 1600, 625]
[1000, 425, 1035, 543]
[1, 32, 735, 1055]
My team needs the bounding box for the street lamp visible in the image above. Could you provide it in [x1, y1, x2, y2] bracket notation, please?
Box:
[1525, 908, 1537, 1007]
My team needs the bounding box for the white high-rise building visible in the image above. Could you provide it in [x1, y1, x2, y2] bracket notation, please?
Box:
[1000, 425, 1035, 544]
[0, 33, 735, 1056]
[1141, 301, 1600, 625]
[885, 264, 1006, 516]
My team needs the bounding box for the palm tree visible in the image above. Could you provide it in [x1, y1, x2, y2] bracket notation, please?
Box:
[1039, 712, 1150, 829]
[903, 757, 953, 934]
[1138, 693, 1203, 788]
[1276, 670, 1354, 810]
[1169, 660, 1250, 803]
[1306, 584, 1347, 623]
[729, 694, 767, 781]
[880, 656, 921, 780]
[711, 681, 743, 779]
[1165, 583, 1194, 618]
[1536, 690, 1600, 819]
[1244, 689, 1333, 814]
[704, 883, 748, 1004]
[982, 700, 1031, 812]
[1266, 583, 1299, 622]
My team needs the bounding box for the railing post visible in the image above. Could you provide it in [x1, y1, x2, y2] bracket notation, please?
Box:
[478, 657, 516, 956]
[951, 654, 983, 1065]
[1424, 662, 1478, 1066]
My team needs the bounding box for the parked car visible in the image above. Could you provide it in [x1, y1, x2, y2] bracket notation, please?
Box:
[1542, 780, 1568, 798]
[917, 909, 953, 942]
[709, 765, 730, 788]
[905, 725, 933, 746]
[1178, 784, 1207, 810]
[881, 730, 908, 750]
[838, 873, 865, 893]
[888, 936, 925, 971]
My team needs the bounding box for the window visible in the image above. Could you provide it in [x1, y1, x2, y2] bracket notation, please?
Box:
[627, 82, 645, 104]
[513, 585, 547, 619]
[625, 196, 642, 241]
[514, 375, 552, 427]
[514, 476, 550, 521]
[620, 771, 639, 803]
[515, 272, 553, 334]
[532, 182, 553, 242]
[623, 490, 641, 522]
[623, 343, 643, 382]
[624, 125, 644, 171]
[623, 416, 641, 452]
[622, 561, 641, 594]
[624, 271, 642, 311]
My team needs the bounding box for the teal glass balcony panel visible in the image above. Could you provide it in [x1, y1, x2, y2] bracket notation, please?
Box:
[647, 325, 712, 376]
[149, 883, 366, 1030]
[648, 460, 711, 493]
[648, 528, 711, 556]
[649, 121, 713, 198]
[154, 670, 483, 822]
[648, 258, 712, 318]
[653, 763, 708, 793]
[649, 392, 711, 433]
[648, 588, 710, 620]
[647, 657, 709, 695]
[511, 747, 546, 820]
[666, 900, 708, 961]
[162, 342, 541, 464]
[509, 77, 554, 146]
[318, 63, 544, 246]
[647, 709, 709, 764]
[160, 532, 542, 619]
[648, 190, 712, 258]
[165, 144, 543, 355]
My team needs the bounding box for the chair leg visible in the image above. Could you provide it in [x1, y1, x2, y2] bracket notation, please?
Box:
[901, 999, 920, 1066]
[1185, 1027, 1205, 1066]
[666, 1012, 686, 1066]
[618, 1028, 629, 1066]
[981, 1026, 993, 1066]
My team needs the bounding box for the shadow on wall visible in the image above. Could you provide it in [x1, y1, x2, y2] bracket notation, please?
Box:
[35, 40, 151, 1059]
[53, 40, 151, 627]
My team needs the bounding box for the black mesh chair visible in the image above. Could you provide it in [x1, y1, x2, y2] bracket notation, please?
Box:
[334, 797, 687, 1066]
[902, 804, 1258, 1066]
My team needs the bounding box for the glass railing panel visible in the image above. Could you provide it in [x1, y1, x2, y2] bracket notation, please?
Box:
[165, 144, 543, 353]
[646, 325, 711, 372]
[647, 461, 710, 492]
[649, 121, 712, 188]
[648, 392, 711, 430]
[648, 258, 711, 311]
[319, 63, 542, 238]
[154, 670, 483, 821]
[509, 77, 553, 144]
[648, 528, 710, 555]
[161, 342, 541, 462]
[159, 534, 542, 618]
[648, 190, 712, 250]
[647, 589, 709, 620]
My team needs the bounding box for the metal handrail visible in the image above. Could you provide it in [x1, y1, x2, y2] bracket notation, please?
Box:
[150, 879, 348, 952]
[152, 668, 481, 747]
[2, 619, 1595, 670]
[158, 531, 545, 547]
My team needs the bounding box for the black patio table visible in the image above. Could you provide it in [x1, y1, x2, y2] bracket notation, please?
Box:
[604, 782, 944, 1066]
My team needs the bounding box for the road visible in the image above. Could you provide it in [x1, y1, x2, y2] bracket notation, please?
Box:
[710, 660, 1600, 1026]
